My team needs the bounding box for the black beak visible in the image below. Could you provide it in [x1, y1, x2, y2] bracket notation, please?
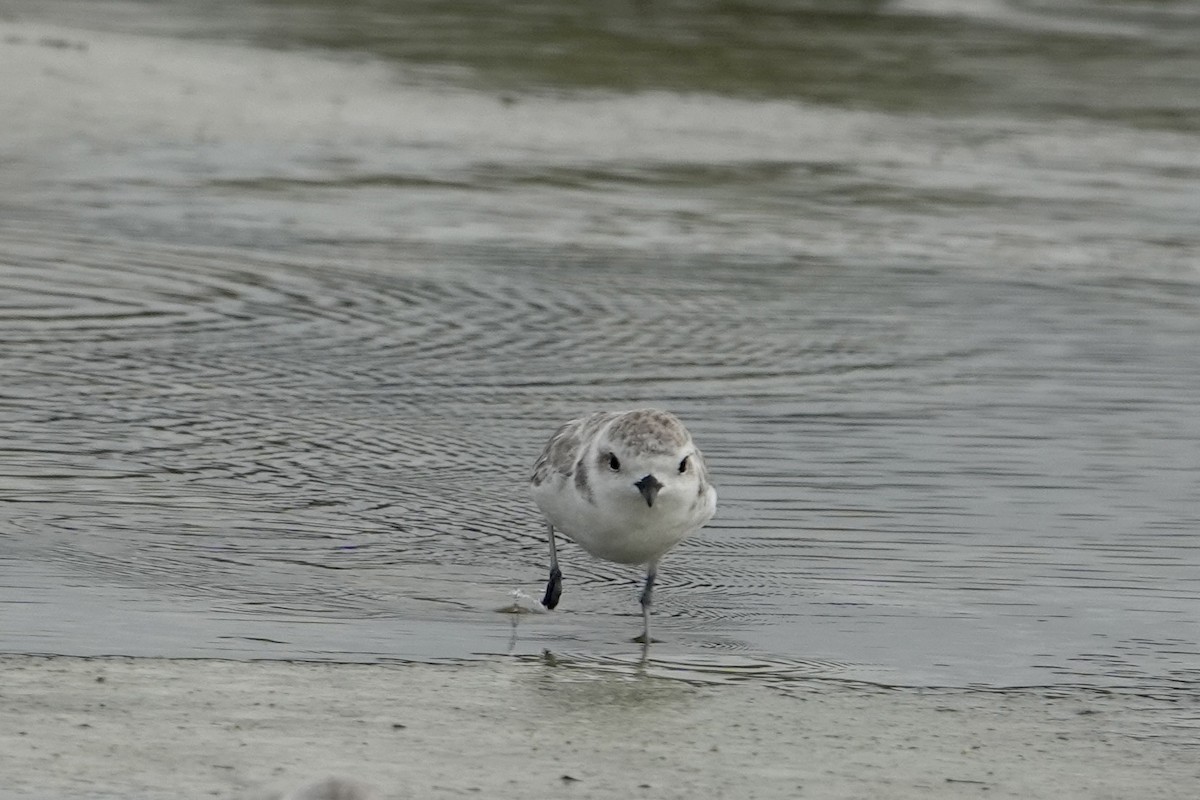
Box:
[635, 474, 663, 507]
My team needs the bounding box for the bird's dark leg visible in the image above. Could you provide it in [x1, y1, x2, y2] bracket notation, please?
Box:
[542, 523, 562, 610]
[635, 561, 658, 644]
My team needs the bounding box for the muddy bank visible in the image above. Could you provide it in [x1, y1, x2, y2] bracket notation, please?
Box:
[2, 654, 1196, 799]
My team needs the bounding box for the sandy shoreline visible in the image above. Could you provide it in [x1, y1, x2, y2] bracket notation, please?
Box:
[2, 654, 1196, 800]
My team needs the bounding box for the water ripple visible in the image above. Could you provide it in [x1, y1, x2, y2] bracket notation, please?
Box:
[2, 219, 1199, 697]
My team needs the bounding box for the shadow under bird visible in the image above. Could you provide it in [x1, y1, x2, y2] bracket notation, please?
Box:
[530, 408, 717, 643]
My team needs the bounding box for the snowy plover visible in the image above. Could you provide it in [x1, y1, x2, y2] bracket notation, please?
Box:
[530, 409, 717, 643]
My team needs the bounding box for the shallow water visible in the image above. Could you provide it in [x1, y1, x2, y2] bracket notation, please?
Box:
[2, 1, 1199, 698]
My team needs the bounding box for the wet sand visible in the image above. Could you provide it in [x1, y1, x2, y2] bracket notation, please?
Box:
[3, 654, 1196, 800]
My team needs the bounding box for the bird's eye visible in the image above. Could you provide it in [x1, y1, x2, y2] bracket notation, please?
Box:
[679, 456, 690, 473]
[607, 453, 621, 471]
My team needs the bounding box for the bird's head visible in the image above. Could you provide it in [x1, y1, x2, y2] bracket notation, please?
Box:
[586, 409, 705, 511]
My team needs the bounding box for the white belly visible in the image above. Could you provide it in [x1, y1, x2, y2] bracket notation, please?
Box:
[533, 478, 715, 565]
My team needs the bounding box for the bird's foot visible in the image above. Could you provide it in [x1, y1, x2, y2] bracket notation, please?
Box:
[541, 567, 563, 610]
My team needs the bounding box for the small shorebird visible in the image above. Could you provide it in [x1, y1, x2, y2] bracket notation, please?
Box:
[530, 409, 717, 643]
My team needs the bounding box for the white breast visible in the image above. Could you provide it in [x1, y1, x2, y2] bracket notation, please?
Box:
[533, 475, 715, 565]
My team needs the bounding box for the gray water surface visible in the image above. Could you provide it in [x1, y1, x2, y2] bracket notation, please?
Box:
[1, 1, 1198, 700]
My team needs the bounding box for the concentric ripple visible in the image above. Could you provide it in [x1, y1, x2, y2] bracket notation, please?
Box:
[4, 214, 1199, 698]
